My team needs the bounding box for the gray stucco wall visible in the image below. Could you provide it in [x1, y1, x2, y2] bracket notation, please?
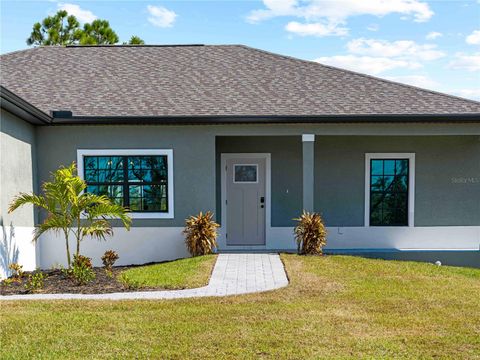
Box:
[35, 125, 216, 227]
[0, 109, 36, 227]
[315, 136, 480, 227]
[35, 126, 479, 228]
[216, 135, 479, 227]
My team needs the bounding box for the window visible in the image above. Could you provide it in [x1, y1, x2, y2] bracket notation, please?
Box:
[234, 164, 258, 183]
[77, 150, 174, 219]
[365, 154, 415, 227]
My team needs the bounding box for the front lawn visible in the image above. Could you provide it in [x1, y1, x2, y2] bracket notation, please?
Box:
[1, 255, 479, 359]
[120, 254, 217, 289]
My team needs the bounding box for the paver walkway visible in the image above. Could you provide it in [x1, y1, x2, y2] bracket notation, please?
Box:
[0, 253, 288, 301]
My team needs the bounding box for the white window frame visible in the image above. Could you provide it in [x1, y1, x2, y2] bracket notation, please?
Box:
[77, 149, 174, 219]
[233, 164, 259, 184]
[365, 153, 415, 228]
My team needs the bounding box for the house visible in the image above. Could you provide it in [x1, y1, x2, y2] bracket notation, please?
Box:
[1, 44, 479, 277]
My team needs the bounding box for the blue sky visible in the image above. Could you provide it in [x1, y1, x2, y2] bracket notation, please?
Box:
[1, 0, 479, 99]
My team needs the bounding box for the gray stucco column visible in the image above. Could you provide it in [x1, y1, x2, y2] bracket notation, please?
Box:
[302, 134, 315, 212]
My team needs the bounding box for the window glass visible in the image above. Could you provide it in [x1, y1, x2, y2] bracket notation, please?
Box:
[84, 155, 168, 212]
[234, 165, 257, 183]
[370, 159, 409, 226]
[370, 160, 383, 175]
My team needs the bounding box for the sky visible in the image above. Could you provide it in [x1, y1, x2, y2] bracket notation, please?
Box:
[1, 0, 479, 100]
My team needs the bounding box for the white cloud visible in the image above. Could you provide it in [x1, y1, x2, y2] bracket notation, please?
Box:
[466, 30, 480, 45]
[147, 5, 177, 28]
[247, 0, 433, 37]
[426, 31, 442, 40]
[384, 75, 440, 89]
[247, 0, 300, 23]
[58, 3, 97, 23]
[248, 0, 433, 23]
[313, 37, 445, 76]
[314, 55, 421, 75]
[380, 77, 480, 101]
[367, 23, 379, 31]
[448, 52, 480, 71]
[347, 38, 445, 61]
[285, 21, 348, 37]
[452, 88, 480, 100]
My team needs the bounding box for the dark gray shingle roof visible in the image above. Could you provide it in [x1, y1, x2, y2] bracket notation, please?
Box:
[1, 44, 479, 117]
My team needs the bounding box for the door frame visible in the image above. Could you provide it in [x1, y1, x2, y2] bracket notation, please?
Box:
[220, 153, 271, 247]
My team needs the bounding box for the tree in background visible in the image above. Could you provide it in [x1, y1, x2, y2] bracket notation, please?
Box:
[127, 35, 145, 45]
[27, 10, 145, 46]
[27, 10, 81, 46]
[79, 19, 119, 45]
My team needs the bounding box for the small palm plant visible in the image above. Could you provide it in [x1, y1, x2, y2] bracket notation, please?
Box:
[184, 211, 219, 256]
[294, 211, 327, 255]
[8, 163, 131, 267]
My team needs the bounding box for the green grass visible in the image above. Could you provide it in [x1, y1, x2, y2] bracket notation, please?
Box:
[119, 255, 217, 289]
[1, 255, 479, 359]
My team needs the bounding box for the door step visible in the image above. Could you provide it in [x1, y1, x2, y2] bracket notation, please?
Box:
[216, 249, 296, 254]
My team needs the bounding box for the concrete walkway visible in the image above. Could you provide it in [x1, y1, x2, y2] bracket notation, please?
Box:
[0, 253, 289, 301]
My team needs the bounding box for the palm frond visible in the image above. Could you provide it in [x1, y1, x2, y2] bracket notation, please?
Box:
[32, 214, 69, 242]
[8, 193, 48, 213]
[81, 219, 113, 241]
[64, 168, 87, 200]
[80, 193, 112, 207]
[85, 200, 132, 230]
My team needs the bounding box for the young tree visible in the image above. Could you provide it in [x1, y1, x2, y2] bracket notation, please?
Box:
[27, 10, 81, 46]
[127, 35, 145, 45]
[80, 19, 119, 45]
[8, 163, 131, 267]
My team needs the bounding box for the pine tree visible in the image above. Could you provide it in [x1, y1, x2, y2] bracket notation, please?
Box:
[27, 10, 81, 46]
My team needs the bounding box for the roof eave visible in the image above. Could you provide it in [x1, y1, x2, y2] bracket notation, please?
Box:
[0, 86, 52, 125]
[51, 113, 480, 125]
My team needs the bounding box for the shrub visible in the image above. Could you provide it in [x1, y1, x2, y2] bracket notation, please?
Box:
[24, 271, 46, 292]
[8, 263, 24, 281]
[2, 278, 15, 287]
[73, 254, 93, 268]
[101, 250, 119, 271]
[60, 265, 70, 279]
[183, 211, 219, 256]
[119, 272, 143, 290]
[71, 254, 95, 285]
[294, 211, 327, 255]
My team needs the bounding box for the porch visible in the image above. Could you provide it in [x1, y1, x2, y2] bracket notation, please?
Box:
[214, 134, 480, 253]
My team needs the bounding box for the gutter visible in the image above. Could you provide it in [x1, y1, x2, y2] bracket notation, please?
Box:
[0, 86, 52, 125]
[50, 113, 480, 125]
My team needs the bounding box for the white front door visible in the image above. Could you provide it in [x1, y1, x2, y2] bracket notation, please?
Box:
[225, 157, 266, 245]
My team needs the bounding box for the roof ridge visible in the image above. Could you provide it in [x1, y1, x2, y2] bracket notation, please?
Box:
[1, 44, 209, 57]
[239, 45, 480, 106]
[0, 46, 45, 57]
[65, 44, 206, 48]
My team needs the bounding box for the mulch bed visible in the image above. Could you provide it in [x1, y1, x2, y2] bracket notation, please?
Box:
[0, 266, 161, 296]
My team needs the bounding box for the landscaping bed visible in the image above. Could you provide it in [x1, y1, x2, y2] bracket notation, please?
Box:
[0, 255, 217, 295]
